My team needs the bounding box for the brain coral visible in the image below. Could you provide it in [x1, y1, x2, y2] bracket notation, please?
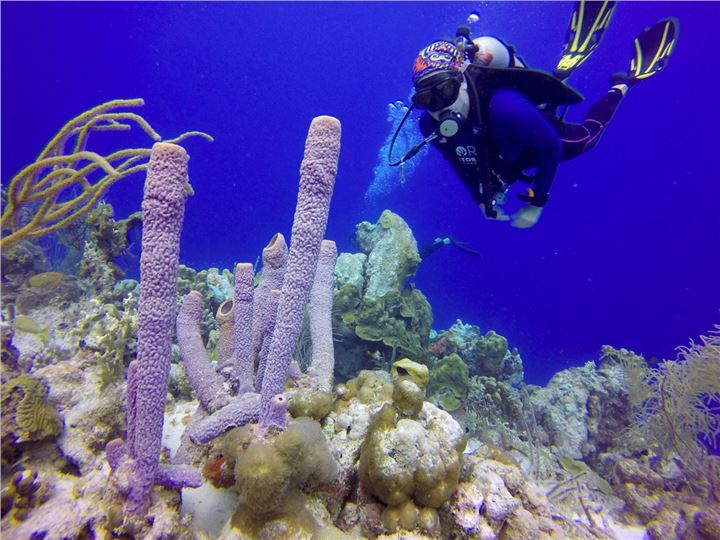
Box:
[2, 374, 62, 443]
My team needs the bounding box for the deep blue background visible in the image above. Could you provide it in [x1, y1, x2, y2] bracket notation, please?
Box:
[3, 2, 719, 384]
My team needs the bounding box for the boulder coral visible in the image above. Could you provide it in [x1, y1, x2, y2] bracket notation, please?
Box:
[359, 359, 466, 514]
[427, 353, 469, 412]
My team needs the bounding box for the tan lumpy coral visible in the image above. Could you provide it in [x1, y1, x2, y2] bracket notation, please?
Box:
[288, 389, 334, 421]
[359, 399, 466, 510]
[227, 418, 337, 518]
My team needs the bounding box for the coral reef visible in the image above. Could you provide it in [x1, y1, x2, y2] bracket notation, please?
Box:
[72, 293, 138, 390]
[1, 469, 46, 524]
[3, 95, 715, 540]
[333, 210, 433, 379]
[443, 446, 606, 539]
[0, 323, 21, 382]
[429, 319, 524, 384]
[0, 241, 47, 283]
[427, 353, 469, 412]
[609, 454, 720, 538]
[37, 351, 125, 473]
[77, 202, 142, 299]
[529, 357, 633, 462]
[618, 332, 720, 499]
[221, 417, 337, 536]
[288, 389, 334, 421]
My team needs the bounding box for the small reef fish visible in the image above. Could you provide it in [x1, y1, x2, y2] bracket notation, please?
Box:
[2, 303, 15, 321]
[22, 271, 65, 289]
[12, 316, 50, 343]
[557, 455, 613, 496]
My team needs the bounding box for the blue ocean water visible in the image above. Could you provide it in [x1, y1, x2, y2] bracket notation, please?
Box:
[3, 1, 718, 385]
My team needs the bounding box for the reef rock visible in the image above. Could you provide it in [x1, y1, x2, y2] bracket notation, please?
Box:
[429, 320, 524, 385]
[36, 352, 125, 473]
[529, 352, 634, 463]
[443, 449, 580, 539]
[332, 211, 433, 379]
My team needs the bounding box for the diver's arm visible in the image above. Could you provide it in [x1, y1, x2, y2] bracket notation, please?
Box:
[420, 239, 445, 260]
[449, 239, 483, 258]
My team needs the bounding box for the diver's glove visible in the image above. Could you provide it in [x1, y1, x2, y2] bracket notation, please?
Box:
[517, 189, 549, 207]
[481, 204, 510, 221]
[513, 189, 548, 228]
[512, 205, 544, 228]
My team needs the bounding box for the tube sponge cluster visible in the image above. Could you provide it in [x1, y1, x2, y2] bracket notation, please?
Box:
[178, 116, 342, 443]
[109, 116, 341, 519]
[260, 116, 341, 422]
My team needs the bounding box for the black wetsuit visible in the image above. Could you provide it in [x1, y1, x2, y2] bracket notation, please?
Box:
[420, 78, 625, 208]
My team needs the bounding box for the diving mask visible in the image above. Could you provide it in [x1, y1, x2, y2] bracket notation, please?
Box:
[411, 71, 463, 112]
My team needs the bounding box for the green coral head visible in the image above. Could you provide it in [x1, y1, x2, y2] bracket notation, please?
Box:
[391, 358, 429, 389]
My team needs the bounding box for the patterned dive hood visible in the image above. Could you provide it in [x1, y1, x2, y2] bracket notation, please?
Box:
[412, 40, 464, 86]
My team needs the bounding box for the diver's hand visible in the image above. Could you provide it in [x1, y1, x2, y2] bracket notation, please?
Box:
[482, 205, 510, 221]
[511, 205, 544, 228]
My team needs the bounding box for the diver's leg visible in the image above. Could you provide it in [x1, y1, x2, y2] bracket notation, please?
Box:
[489, 89, 561, 205]
[557, 85, 626, 160]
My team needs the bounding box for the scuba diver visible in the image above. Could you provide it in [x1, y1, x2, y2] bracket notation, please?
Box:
[388, 1, 679, 228]
[420, 235, 483, 260]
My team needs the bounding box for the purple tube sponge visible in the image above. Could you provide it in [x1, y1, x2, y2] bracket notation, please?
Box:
[155, 464, 202, 489]
[125, 142, 192, 515]
[255, 289, 280, 392]
[187, 392, 261, 444]
[308, 240, 337, 391]
[215, 299, 235, 374]
[125, 359, 138, 456]
[233, 262, 255, 391]
[262, 393, 288, 430]
[177, 291, 229, 412]
[252, 233, 288, 357]
[260, 116, 341, 423]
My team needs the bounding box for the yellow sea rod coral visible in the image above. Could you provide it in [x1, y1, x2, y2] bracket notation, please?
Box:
[1, 98, 212, 249]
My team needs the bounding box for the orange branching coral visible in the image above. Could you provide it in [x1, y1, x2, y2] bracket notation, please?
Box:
[1, 98, 212, 250]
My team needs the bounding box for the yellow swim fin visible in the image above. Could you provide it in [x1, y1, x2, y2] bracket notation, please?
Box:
[629, 17, 679, 82]
[555, 0, 618, 81]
